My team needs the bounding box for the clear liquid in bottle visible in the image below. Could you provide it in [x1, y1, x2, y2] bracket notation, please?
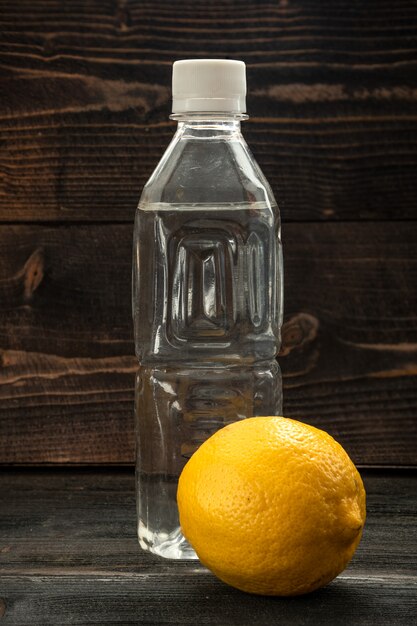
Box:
[134, 202, 283, 558]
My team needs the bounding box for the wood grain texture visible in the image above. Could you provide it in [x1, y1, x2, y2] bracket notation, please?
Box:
[1, 0, 417, 221]
[0, 469, 416, 624]
[0, 222, 416, 465]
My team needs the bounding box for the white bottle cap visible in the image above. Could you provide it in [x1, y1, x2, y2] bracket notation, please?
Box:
[172, 59, 246, 114]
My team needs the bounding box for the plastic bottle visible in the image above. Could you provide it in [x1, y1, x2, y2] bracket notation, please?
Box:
[132, 59, 283, 559]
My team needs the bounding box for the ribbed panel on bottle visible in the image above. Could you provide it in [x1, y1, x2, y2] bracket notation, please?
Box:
[133, 202, 282, 364]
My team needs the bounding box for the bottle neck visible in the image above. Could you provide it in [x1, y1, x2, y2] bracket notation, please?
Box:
[170, 113, 247, 139]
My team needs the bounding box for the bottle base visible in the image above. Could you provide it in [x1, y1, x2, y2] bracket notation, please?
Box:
[138, 523, 199, 560]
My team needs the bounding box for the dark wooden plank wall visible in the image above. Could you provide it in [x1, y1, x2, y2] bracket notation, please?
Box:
[1, 0, 416, 465]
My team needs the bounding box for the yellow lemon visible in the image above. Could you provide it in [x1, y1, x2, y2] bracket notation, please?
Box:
[177, 416, 366, 596]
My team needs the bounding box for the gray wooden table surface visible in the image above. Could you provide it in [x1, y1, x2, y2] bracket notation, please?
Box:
[0, 468, 416, 625]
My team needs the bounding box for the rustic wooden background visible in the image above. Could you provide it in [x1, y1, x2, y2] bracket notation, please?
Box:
[1, 0, 416, 465]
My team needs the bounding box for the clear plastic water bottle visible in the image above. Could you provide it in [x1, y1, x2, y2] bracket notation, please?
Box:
[132, 59, 283, 559]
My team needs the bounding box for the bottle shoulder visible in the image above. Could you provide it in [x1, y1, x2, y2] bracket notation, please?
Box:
[140, 130, 277, 208]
